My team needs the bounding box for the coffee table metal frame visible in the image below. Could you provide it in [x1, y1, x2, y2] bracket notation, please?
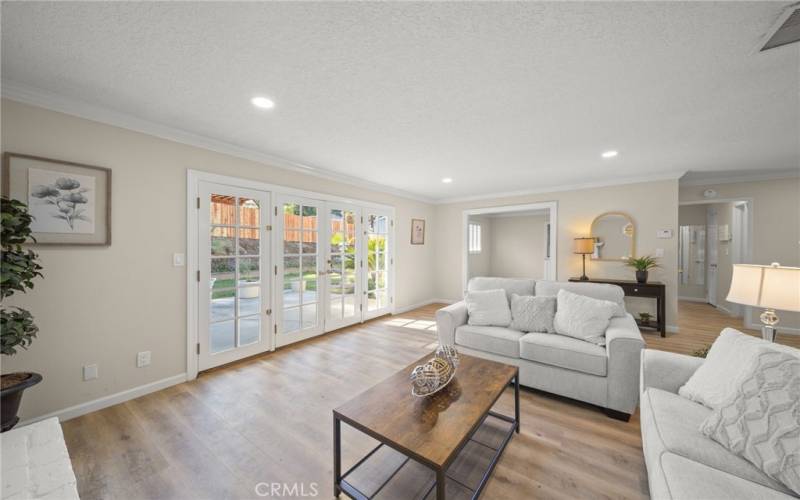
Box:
[333, 374, 519, 500]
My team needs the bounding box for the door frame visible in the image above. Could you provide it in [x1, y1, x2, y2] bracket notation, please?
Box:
[461, 201, 558, 295]
[187, 169, 395, 380]
[678, 198, 754, 322]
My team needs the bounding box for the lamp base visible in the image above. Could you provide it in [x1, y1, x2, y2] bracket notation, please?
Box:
[761, 325, 777, 343]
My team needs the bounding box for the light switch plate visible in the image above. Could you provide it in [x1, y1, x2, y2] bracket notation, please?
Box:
[173, 253, 185, 267]
[655, 248, 665, 258]
[83, 364, 98, 381]
[137, 351, 151, 368]
[657, 229, 673, 239]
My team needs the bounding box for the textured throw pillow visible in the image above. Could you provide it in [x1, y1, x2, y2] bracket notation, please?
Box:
[700, 348, 800, 496]
[465, 289, 511, 327]
[510, 294, 556, 333]
[679, 328, 800, 409]
[553, 289, 618, 346]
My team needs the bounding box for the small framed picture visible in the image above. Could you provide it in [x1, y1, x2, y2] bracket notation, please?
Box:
[411, 218, 425, 245]
[2, 153, 112, 245]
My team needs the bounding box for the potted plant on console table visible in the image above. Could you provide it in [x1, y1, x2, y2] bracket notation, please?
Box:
[1, 197, 44, 432]
[624, 255, 659, 284]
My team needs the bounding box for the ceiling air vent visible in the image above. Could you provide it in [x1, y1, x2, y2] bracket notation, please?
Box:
[761, 5, 800, 51]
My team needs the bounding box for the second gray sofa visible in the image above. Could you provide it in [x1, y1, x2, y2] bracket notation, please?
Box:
[436, 277, 645, 419]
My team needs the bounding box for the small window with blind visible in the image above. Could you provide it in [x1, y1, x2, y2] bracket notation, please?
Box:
[468, 223, 482, 254]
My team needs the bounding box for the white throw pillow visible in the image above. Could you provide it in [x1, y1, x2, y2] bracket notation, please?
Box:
[700, 347, 800, 496]
[553, 289, 618, 346]
[465, 289, 511, 327]
[679, 328, 800, 409]
[510, 294, 556, 333]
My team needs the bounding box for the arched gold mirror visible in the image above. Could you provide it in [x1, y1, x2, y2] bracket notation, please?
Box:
[590, 212, 635, 261]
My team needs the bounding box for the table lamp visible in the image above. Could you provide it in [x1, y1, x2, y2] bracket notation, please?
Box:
[726, 263, 800, 342]
[574, 237, 595, 281]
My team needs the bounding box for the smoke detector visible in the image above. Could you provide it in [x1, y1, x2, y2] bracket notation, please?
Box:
[760, 4, 800, 51]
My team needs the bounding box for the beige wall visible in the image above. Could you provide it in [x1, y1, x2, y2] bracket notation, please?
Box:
[466, 215, 492, 279]
[489, 214, 548, 279]
[679, 178, 800, 331]
[1, 99, 438, 420]
[435, 180, 680, 325]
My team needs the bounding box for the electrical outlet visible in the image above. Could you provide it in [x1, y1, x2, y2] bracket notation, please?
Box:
[655, 248, 664, 258]
[173, 253, 185, 267]
[137, 351, 151, 368]
[83, 364, 98, 381]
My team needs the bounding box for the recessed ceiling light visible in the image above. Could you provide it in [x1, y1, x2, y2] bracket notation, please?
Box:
[601, 150, 618, 158]
[251, 96, 275, 109]
[442, 177, 453, 184]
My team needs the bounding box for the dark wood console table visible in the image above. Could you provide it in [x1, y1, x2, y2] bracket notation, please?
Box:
[568, 278, 666, 337]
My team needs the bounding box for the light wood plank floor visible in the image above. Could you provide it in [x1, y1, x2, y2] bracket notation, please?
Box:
[62, 301, 800, 499]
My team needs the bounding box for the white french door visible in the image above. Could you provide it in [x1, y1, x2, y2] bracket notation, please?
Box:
[363, 210, 393, 320]
[275, 195, 324, 347]
[198, 182, 271, 370]
[323, 203, 362, 331]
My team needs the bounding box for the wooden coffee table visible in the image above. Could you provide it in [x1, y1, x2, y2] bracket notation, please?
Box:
[333, 353, 519, 499]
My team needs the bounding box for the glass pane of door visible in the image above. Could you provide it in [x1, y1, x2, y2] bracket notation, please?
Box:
[278, 198, 322, 344]
[199, 183, 270, 371]
[365, 212, 390, 316]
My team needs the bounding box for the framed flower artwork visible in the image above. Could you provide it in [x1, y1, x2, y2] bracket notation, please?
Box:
[2, 153, 112, 245]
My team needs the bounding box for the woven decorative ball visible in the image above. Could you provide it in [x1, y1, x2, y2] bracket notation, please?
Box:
[436, 345, 459, 369]
[411, 363, 441, 393]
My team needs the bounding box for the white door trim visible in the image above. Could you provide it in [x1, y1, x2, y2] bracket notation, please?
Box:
[461, 201, 558, 295]
[187, 169, 396, 380]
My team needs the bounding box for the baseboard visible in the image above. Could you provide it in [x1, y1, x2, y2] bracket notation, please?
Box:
[667, 325, 679, 333]
[393, 298, 455, 314]
[747, 322, 800, 336]
[678, 296, 708, 303]
[18, 373, 188, 427]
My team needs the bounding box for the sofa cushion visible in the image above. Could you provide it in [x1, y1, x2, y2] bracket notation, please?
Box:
[679, 328, 800, 409]
[465, 289, 511, 327]
[519, 332, 607, 376]
[468, 277, 535, 302]
[535, 280, 626, 317]
[510, 294, 556, 333]
[701, 348, 800, 496]
[660, 453, 795, 500]
[553, 289, 617, 346]
[641, 388, 792, 494]
[455, 325, 524, 358]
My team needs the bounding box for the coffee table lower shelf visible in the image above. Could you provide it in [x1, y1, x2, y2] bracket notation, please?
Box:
[336, 411, 517, 500]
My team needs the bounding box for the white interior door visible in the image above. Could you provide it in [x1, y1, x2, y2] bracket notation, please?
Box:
[363, 210, 392, 319]
[276, 196, 324, 346]
[199, 182, 271, 370]
[707, 208, 718, 306]
[324, 203, 362, 331]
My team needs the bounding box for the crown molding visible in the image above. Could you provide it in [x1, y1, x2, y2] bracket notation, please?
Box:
[679, 169, 800, 187]
[436, 170, 686, 205]
[1, 80, 436, 204]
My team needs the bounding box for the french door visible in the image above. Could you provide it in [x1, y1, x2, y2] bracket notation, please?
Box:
[324, 203, 362, 331]
[275, 195, 324, 347]
[363, 209, 392, 320]
[198, 182, 271, 370]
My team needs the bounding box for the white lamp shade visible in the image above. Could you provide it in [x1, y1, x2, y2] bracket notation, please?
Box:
[727, 264, 800, 312]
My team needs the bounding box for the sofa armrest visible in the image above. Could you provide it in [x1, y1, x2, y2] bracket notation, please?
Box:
[640, 349, 704, 395]
[435, 301, 468, 346]
[605, 314, 646, 414]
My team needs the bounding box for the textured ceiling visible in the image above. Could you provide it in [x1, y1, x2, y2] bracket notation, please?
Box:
[2, 2, 798, 201]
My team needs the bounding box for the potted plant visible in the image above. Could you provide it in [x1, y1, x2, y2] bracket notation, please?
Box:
[1, 197, 44, 432]
[639, 312, 652, 326]
[624, 255, 659, 283]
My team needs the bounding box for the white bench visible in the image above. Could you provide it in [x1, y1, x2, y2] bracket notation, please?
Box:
[1, 417, 79, 500]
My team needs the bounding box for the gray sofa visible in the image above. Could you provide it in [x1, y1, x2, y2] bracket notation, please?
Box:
[436, 277, 645, 419]
[640, 349, 798, 499]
